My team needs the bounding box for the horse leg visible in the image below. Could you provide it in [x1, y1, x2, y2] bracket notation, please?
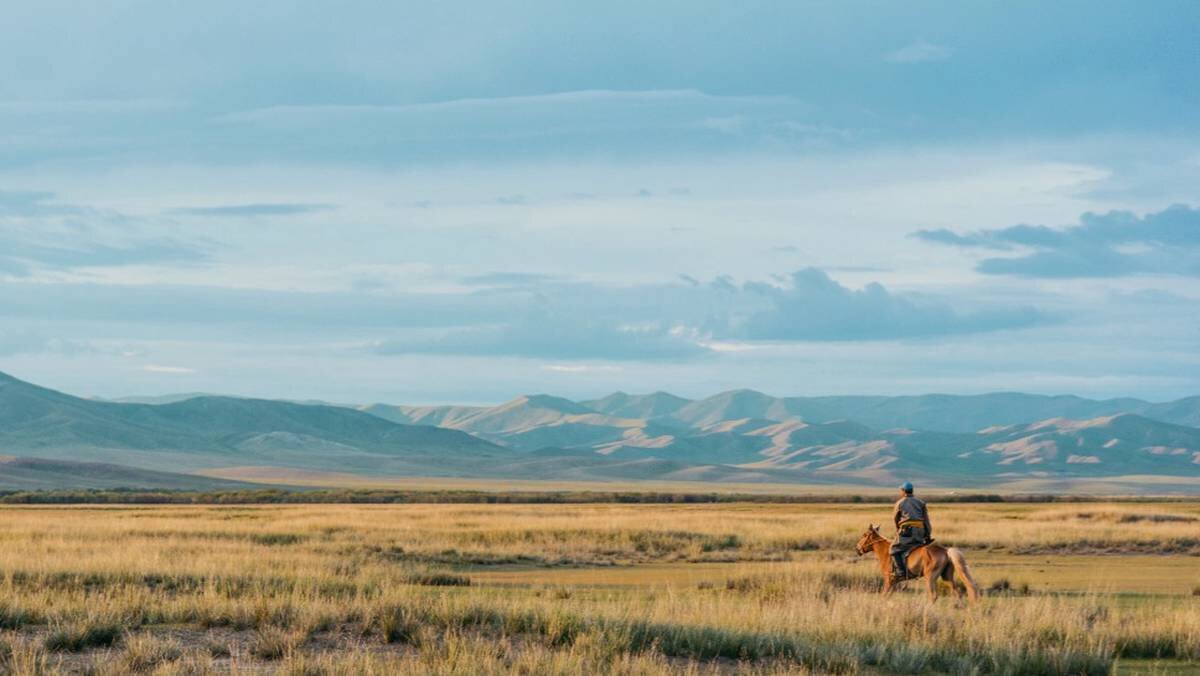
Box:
[924, 556, 942, 602]
[942, 565, 964, 601]
[951, 573, 966, 601]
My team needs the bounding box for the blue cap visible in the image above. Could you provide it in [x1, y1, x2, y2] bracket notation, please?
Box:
[900, 481, 914, 493]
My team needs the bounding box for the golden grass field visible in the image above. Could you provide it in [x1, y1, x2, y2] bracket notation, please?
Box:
[0, 501, 1197, 674]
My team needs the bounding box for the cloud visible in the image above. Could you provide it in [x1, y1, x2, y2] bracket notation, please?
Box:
[142, 365, 197, 374]
[0, 281, 517, 329]
[0, 238, 209, 274]
[0, 191, 212, 274]
[368, 268, 1045, 359]
[0, 88, 853, 168]
[731, 269, 1045, 341]
[0, 267, 1048, 361]
[0, 190, 62, 215]
[541, 364, 623, 374]
[170, 203, 335, 217]
[0, 330, 90, 356]
[885, 39, 953, 63]
[371, 315, 707, 361]
[460, 272, 565, 287]
[913, 204, 1200, 278]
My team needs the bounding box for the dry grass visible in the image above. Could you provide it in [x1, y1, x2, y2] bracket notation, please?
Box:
[0, 502, 1194, 673]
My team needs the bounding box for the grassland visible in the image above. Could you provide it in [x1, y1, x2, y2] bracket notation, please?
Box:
[0, 501, 1196, 674]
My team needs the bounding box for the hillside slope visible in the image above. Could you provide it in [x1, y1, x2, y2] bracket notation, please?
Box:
[0, 457, 266, 491]
[649, 390, 1198, 432]
[0, 372, 509, 476]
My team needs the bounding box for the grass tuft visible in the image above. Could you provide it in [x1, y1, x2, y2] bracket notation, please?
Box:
[249, 532, 307, 546]
[250, 628, 300, 660]
[403, 571, 472, 587]
[43, 620, 124, 652]
[120, 633, 183, 671]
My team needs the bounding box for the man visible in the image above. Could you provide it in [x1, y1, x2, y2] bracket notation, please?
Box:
[890, 481, 931, 581]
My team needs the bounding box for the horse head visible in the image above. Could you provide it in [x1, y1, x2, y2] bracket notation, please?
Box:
[855, 524, 882, 555]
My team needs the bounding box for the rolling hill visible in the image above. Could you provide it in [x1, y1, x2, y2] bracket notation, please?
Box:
[645, 390, 1200, 432]
[2, 372, 1198, 490]
[356, 389, 1200, 487]
[581, 391, 691, 419]
[0, 371, 511, 477]
[0, 457, 265, 491]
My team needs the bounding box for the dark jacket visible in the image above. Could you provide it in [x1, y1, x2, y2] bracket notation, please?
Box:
[893, 495, 931, 536]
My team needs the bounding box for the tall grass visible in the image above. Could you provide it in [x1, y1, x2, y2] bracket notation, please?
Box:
[0, 502, 1193, 673]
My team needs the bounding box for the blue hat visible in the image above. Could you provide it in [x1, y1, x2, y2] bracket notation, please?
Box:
[900, 481, 914, 493]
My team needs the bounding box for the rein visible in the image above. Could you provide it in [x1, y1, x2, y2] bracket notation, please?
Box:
[856, 531, 888, 555]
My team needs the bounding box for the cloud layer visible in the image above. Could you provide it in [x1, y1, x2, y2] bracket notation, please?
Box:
[0, 267, 1045, 362]
[737, 269, 1044, 340]
[0, 192, 210, 276]
[372, 268, 1044, 359]
[914, 204, 1200, 278]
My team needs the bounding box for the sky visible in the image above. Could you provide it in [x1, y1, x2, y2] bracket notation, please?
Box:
[2, 1, 1199, 404]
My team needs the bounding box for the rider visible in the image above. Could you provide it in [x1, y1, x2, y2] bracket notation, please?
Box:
[890, 481, 931, 581]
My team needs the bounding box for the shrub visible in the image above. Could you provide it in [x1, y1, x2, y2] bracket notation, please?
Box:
[43, 620, 124, 652]
[250, 628, 299, 660]
[120, 634, 183, 671]
[249, 533, 307, 546]
[403, 572, 471, 587]
[375, 607, 420, 644]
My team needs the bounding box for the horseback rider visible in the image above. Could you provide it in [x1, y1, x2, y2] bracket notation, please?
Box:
[890, 481, 931, 581]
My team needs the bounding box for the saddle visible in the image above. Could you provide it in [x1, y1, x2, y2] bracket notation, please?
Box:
[891, 539, 935, 582]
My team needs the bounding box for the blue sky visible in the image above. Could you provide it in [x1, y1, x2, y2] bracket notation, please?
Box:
[1, 1, 1198, 403]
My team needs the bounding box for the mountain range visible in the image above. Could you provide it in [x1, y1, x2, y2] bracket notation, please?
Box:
[1, 371, 1198, 491]
[363, 391, 1200, 485]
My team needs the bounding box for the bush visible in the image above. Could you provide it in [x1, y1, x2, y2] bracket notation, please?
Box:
[250, 628, 299, 660]
[987, 578, 1031, 595]
[376, 607, 420, 644]
[249, 533, 307, 546]
[43, 620, 124, 652]
[403, 572, 472, 587]
[120, 634, 183, 671]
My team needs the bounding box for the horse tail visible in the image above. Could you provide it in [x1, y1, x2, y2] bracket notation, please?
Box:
[947, 547, 981, 602]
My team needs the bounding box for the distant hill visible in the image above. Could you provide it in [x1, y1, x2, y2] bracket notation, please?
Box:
[356, 388, 1200, 488]
[581, 391, 691, 419]
[0, 457, 265, 491]
[4, 372, 1198, 491]
[361, 403, 487, 428]
[0, 371, 510, 479]
[1142, 396, 1200, 428]
[647, 390, 1199, 432]
[99, 392, 217, 405]
[365, 395, 670, 451]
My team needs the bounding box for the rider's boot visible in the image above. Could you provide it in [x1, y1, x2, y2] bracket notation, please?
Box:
[891, 552, 908, 582]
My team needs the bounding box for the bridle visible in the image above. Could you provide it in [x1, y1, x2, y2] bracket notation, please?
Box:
[855, 530, 884, 555]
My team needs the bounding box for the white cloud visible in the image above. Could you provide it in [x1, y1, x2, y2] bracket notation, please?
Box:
[541, 364, 623, 373]
[886, 40, 953, 64]
[142, 365, 196, 374]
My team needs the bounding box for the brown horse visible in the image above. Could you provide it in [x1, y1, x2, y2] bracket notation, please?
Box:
[855, 524, 980, 602]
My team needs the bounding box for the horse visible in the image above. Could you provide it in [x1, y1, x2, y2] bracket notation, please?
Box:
[855, 524, 980, 602]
